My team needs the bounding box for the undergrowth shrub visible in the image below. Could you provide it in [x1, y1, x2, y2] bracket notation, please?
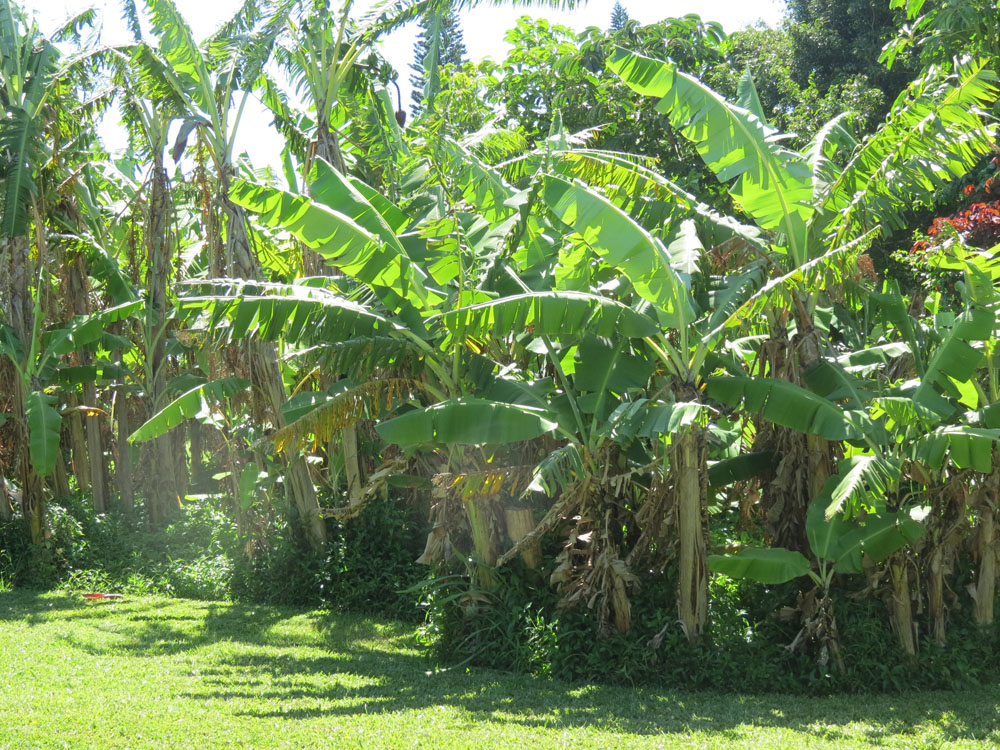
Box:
[230, 495, 427, 618]
[419, 562, 1000, 694]
[320, 495, 426, 620]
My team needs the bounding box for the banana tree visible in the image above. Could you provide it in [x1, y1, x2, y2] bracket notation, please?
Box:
[710, 482, 925, 670]
[0, 0, 109, 539]
[134, 0, 332, 549]
[607, 47, 998, 561]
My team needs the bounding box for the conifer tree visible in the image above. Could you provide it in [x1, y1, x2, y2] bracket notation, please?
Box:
[609, 1, 629, 31]
[409, 3, 467, 114]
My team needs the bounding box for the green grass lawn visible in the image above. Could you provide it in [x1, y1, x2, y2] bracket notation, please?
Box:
[0, 591, 997, 749]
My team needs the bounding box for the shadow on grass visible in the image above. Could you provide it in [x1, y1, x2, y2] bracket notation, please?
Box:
[2, 589, 998, 745]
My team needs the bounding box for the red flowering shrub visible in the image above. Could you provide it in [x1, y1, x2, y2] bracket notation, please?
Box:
[911, 200, 1000, 253]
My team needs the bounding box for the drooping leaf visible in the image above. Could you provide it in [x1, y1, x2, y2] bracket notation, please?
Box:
[271, 378, 420, 454]
[823, 455, 900, 520]
[239, 462, 259, 510]
[706, 376, 860, 441]
[432, 291, 658, 340]
[826, 58, 998, 245]
[608, 47, 814, 267]
[25, 391, 61, 477]
[377, 399, 558, 446]
[129, 378, 250, 443]
[708, 451, 777, 489]
[542, 175, 695, 327]
[709, 547, 812, 584]
[229, 180, 441, 311]
[911, 426, 1000, 474]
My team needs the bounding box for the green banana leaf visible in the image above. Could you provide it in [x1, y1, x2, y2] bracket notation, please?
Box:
[708, 547, 812, 584]
[307, 159, 412, 257]
[0, 7, 57, 238]
[142, 0, 214, 122]
[229, 180, 440, 311]
[830, 512, 926, 574]
[53, 363, 131, 387]
[180, 282, 396, 346]
[911, 426, 1000, 474]
[239, 462, 259, 510]
[913, 307, 994, 418]
[542, 175, 695, 328]
[806, 479, 856, 563]
[825, 58, 998, 245]
[606, 398, 707, 442]
[805, 489, 925, 573]
[574, 336, 655, 394]
[607, 47, 814, 267]
[432, 291, 658, 340]
[706, 376, 861, 441]
[377, 398, 558, 446]
[541, 149, 766, 252]
[43, 300, 143, 358]
[708, 451, 777, 489]
[25, 391, 61, 477]
[440, 137, 516, 223]
[822, 455, 901, 520]
[129, 378, 250, 443]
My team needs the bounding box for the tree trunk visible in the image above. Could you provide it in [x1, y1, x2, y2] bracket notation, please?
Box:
[974, 505, 997, 626]
[14, 376, 46, 545]
[927, 545, 947, 645]
[145, 150, 181, 526]
[82, 381, 107, 513]
[675, 425, 707, 641]
[3, 235, 46, 545]
[66, 392, 90, 492]
[890, 553, 917, 662]
[0, 478, 12, 522]
[66, 256, 107, 513]
[114, 388, 135, 514]
[504, 506, 540, 569]
[52, 453, 71, 499]
[189, 419, 207, 491]
[220, 168, 326, 552]
[343, 424, 363, 502]
[466, 495, 499, 588]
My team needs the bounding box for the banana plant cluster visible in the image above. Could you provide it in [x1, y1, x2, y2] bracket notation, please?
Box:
[2, 0, 1000, 670]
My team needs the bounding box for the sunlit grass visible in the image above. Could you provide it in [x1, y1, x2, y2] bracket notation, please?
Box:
[0, 590, 997, 749]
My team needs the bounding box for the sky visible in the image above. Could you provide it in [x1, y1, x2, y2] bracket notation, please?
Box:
[22, 0, 786, 169]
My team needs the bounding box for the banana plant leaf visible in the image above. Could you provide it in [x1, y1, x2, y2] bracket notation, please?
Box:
[229, 180, 441, 311]
[822, 454, 901, 520]
[306, 159, 411, 255]
[377, 398, 558, 446]
[830, 512, 926, 574]
[25, 391, 61, 477]
[129, 378, 250, 443]
[542, 175, 695, 328]
[824, 58, 998, 244]
[239, 462, 259, 510]
[706, 376, 861, 441]
[431, 291, 657, 340]
[53, 363, 131, 387]
[43, 300, 143, 358]
[805, 490, 925, 573]
[708, 451, 777, 489]
[607, 47, 814, 267]
[574, 335, 655, 393]
[606, 398, 707, 442]
[708, 547, 812, 584]
[910, 426, 1000, 474]
[180, 282, 396, 346]
[912, 307, 994, 417]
